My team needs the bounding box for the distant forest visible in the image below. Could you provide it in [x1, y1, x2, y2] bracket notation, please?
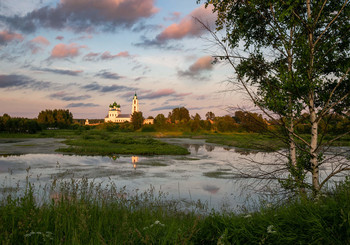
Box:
[0, 107, 349, 134]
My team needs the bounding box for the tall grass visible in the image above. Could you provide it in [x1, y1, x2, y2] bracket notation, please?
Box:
[1, 177, 349, 244]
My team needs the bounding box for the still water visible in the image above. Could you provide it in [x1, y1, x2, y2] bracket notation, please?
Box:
[1, 138, 346, 211]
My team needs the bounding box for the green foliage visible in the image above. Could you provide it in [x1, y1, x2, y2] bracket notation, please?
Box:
[215, 115, 237, 132]
[141, 124, 156, 132]
[0, 114, 41, 134]
[197, 0, 350, 195]
[37, 109, 73, 129]
[168, 107, 190, 123]
[131, 111, 144, 130]
[154, 113, 166, 128]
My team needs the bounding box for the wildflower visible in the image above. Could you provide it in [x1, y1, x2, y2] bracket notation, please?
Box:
[144, 220, 165, 230]
[267, 225, 277, 234]
[243, 214, 252, 218]
[24, 231, 53, 240]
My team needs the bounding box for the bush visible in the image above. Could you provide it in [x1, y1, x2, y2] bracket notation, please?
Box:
[141, 125, 156, 132]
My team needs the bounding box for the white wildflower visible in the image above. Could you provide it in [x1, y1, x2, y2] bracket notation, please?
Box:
[243, 214, 252, 218]
[267, 225, 277, 234]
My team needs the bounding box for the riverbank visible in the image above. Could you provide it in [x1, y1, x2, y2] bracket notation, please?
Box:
[1, 129, 349, 155]
[1, 178, 349, 244]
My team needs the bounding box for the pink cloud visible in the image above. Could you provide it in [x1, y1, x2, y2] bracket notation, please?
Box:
[83, 51, 131, 61]
[189, 56, 214, 72]
[56, 36, 64, 40]
[31, 36, 50, 45]
[51, 43, 86, 58]
[0, 30, 23, 45]
[29, 36, 50, 54]
[157, 5, 216, 42]
[101, 51, 130, 60]
[178, 56, 214, 79]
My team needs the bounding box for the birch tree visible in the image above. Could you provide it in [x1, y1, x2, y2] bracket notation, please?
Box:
[197, 0, 350, 195]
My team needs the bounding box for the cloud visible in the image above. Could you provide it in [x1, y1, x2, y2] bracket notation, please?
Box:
[51, 43, 86, 58]
[131, 23, 162, 33]
[31, 36, 50, 45]
[49, 91, 91, 101]
[28, 36, 50, 54]
[133, 36, 182, 50]
[95, 70, 123, 80]
[137, 89, 192, 101]
[151, 105, 185, 112]
[101, 51, 130, 60]
[178, 56, 214, 79]
[82, 82, 134, 93]
[0, 30, 23, 45]
[1, 0, 159, 33]
[35, 67, 83, 76]
[135, 5, 215, 49]
[56, 36, 64, 40]
[0, 74, 52, 90]
[163, 12, 181, 22]
[83, 51, 130, 61]
[142, 89, 176, 99]
[66, 102, 99, 108]
[157, 5, 215, 42]
[83, 52, 100, 61]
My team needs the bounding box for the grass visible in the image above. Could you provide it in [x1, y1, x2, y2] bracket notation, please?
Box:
[202, 132, 284, 151]
[0, 178, 349, 244]
[1, 129, 349, 154]
[56, 131, 190, 155]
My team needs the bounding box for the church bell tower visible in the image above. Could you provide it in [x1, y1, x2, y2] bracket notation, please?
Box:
[132, 92, 139, 114]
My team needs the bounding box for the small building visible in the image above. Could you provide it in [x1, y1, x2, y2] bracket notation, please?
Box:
[143, 118, 154, 124]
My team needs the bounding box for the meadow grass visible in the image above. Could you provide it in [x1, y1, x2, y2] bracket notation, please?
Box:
[1, 129, 349, 154]
[56, 131, 190, 155]
[0, 178, 349, 244]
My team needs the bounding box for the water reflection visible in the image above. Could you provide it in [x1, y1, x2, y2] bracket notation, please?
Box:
[132, 156, 139, 169]
[1, 138, 347, 212]
[203, 184, 220, 194]
[205, 145, 215, 152]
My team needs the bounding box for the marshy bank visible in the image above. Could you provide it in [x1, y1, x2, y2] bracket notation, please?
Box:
[0, 177, 349, 244]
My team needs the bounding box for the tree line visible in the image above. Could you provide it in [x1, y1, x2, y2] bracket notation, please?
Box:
[0, 109, 74, 133]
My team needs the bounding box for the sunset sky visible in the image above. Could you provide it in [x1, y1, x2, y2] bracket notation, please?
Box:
[0, 0, 245, 119]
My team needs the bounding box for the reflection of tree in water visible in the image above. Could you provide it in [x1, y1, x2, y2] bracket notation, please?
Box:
[223, 147, 230, 151]
[234, 149, 259, 156]
[193, 144, 200, 153]
[132, 156, 138, 170]
[110, 155, 119, 161]
[205, 144, 215, 152]
[202, 184, 220, 194]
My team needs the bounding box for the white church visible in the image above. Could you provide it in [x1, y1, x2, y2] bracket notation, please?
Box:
[104, 93, 154, 124]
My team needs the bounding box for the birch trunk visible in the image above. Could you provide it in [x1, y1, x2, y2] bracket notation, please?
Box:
[309, 93, 320, 193]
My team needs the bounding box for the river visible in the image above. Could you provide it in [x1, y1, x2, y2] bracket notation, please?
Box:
[0, 137, 347, 212]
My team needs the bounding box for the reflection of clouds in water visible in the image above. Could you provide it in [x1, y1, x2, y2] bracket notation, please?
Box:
[203, 184, 220, 194]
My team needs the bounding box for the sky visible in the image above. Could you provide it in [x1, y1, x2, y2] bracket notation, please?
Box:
[0, 0, 245, 119]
